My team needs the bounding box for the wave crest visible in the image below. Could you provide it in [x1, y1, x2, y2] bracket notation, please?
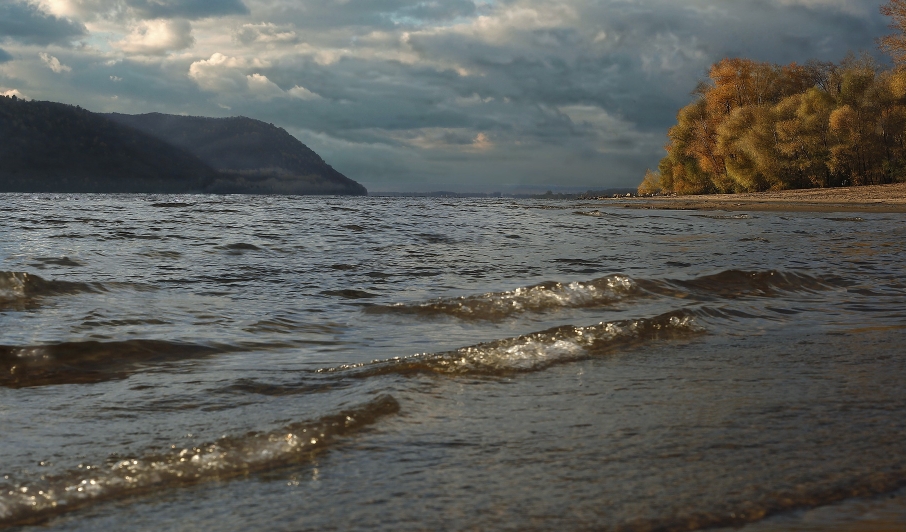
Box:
[371, 274, 637, 320]
[0, 271, 103, 308]
[0, 395, 400, 527]
[325, 310, 702, 377]
[373, 270, 845, 321]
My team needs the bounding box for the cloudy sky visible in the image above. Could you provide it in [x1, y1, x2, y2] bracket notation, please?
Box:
[0, 0, 893, 192]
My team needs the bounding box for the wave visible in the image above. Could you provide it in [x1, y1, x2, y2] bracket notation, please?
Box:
[215, 242, 262, 252]
[638, 269, 849, 301]
[0, 340, 226, 388]
[693, 213, 750, 219]
[0, 271, 104, 308]
[150, 202, 195, 208]
[321, 289, 380, 299]
[322, 310, 702, 378]
[370, 274, 638, 320]
[0, 395, 400, 528]
[0, 331, 353, 388]
[371, 270, 845, 321]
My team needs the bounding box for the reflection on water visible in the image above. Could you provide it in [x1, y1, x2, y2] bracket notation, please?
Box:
[0, 395, 399, 528]
[0, 194, 904, 530]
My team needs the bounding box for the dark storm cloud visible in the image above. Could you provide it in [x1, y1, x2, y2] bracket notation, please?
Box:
[0, 48, 12, 63]
[0, 2, 87, 45]
[394, 0, 477, 23]
[687, 1, 887, 61]
[169, 0, 890, 189]
[126, 0, 249, 19]
[247, 0, 477, 30]
[390, 0, 890, 135]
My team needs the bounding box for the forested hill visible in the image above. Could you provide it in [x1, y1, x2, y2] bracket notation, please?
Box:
[0, 97, 218, 193]
[106, 113, 367, 195]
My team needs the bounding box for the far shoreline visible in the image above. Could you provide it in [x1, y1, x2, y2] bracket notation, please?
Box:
[597, 182, 906, 213]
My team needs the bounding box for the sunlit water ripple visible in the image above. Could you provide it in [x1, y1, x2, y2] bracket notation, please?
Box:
[1, 194, 905, 531]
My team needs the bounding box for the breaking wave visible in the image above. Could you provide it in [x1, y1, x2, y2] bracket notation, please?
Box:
[324, 310, 702, 378]
[371, 270, 845, 321]
[0, 271, 104, 308]
[0, 395, 400, 528]
[370, 274, 638, 320]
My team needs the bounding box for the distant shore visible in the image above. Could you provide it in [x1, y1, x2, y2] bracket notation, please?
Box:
[601, 182, 906, 213]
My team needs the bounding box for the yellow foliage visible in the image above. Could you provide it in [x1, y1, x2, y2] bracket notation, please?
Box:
[639, 49, 906, 193]
[887, 69, 906, 98]
[637, 169, 662, 195]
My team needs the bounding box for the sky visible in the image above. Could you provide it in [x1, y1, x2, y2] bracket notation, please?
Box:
[0, 0, 894, 192]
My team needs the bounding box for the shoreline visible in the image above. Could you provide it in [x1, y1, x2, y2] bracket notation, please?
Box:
[598, 182, 906, 213]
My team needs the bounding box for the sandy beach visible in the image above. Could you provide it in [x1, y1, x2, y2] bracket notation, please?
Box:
[602, 182, 906, 213]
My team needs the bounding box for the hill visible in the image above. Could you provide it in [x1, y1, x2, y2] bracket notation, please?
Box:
[0, 96, 218, 193]
[106, 113, 367, 195]
[0, 96, 367, 195]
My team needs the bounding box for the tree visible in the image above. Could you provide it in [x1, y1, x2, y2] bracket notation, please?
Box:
[880, 0, 906, 64]
[717, 105, 792, 191]
[641, 39, 906, 194]
[659, 98, 718, 194]
[774, 89, 836, 187]
[637, 169, 662, 195]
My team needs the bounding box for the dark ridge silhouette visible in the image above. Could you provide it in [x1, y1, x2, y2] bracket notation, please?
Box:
[0, 96, 367, 195]
[0, 97, 218, 193]
[106, 112, 367, 195]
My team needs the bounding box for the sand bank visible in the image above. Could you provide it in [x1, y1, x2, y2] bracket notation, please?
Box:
[602, 182, 906, 213]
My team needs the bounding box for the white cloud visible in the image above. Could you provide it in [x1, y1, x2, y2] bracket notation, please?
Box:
[288, 85, 322, 100]
[1, 88, 26, 99]
[246, 73, 284, 100]
[236, 23, 298, 45]
[114, 19, 194, 55]
[558, 104, 658, 153]
[454, 93, 494, 106]
[188, 52, 271, 92]
[469, 132, 493, 152]
[33, 0, 248, 22]
[387, 127, 494, 152]
[38, 52, 71, 72]
[33, 0, 80, 19]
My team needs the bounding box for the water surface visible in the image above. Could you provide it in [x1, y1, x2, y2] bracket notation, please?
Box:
[1, 195, 904, 530]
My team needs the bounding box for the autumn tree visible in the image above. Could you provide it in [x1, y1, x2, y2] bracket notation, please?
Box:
[637, 169, 662, 195]
[774, 88, 836, 187]
[658, 98, 718, 195]
[880, 0, 906, 64]
[640, 2, 906, 195]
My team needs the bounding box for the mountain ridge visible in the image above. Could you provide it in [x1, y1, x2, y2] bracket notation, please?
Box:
[0, 97, 218, 193]
[105, 112, 366, 195]
[0, 96, 366, 195]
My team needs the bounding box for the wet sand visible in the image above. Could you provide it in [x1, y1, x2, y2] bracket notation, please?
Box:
[604, 182, 906, 213]
[717, 487, 906, 532]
